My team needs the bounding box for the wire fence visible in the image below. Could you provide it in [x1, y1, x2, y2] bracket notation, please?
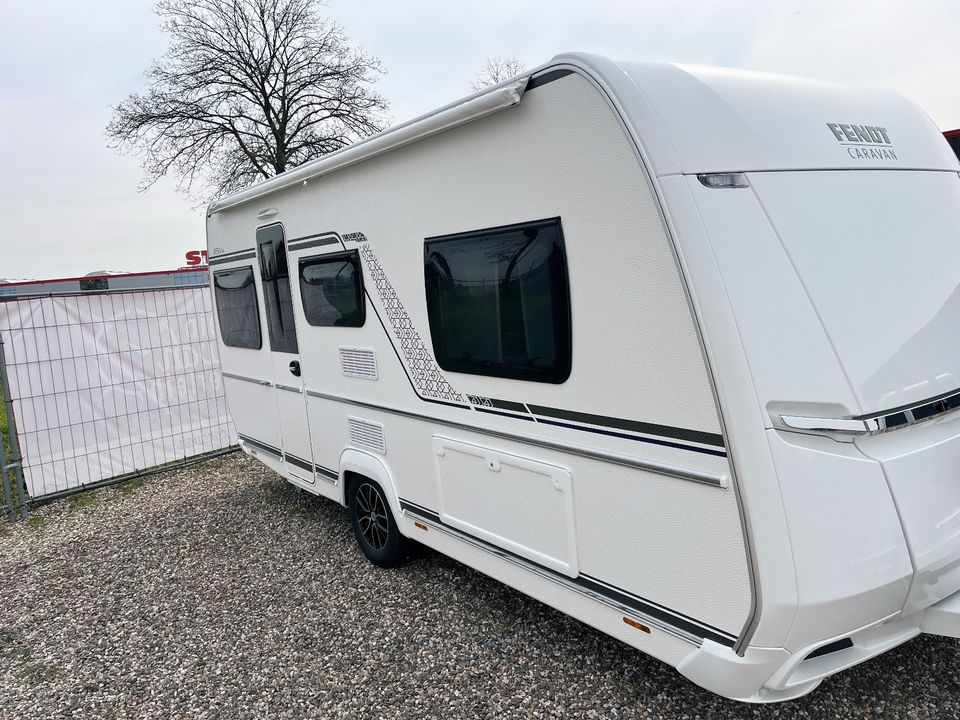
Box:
[0, 283, 236, 519]
[1, 337, 28, 520]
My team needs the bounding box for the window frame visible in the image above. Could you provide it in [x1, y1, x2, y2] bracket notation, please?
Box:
[423, 216, 572, 384]
[298, 249, 367, 328]
[212, 265, 262, 350]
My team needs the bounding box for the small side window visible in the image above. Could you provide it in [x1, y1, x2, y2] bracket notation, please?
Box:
[213, 266, 262, 349]
[299, 250, 365, 327]
[424, 217, 572, 383]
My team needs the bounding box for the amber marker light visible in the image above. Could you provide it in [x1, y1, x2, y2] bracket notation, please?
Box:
[623, 617, 651, 633]
[414, 521, 428, 531]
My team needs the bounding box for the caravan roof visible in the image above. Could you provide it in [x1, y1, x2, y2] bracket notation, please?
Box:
[208, 52, 959, 216]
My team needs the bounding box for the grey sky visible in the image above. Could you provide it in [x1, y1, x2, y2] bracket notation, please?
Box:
[3, 0, 959, 280]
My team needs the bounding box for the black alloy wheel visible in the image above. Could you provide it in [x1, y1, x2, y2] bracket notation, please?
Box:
[348, 478, 409, 568]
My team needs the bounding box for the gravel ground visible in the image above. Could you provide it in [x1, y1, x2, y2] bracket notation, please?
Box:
[1, 453, 959, 719]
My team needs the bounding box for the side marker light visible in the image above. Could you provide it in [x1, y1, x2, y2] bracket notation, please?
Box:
[697, 172, 749, 188]
[623, 616, 651, 633]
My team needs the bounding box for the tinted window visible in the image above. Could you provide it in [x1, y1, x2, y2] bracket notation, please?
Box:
[948, 135, 960, 161]
[213, 266, 261, 349]
[424, 217, 571, 383]
[299, 250, 365, 327]
[257, 224, 299, 353]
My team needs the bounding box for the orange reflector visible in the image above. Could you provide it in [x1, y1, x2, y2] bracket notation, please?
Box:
[623, 616, 651, 633]
[414, 521, 428, 531]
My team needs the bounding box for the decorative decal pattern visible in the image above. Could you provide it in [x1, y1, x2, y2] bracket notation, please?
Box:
[343, 232, 368, 243]
[467, 395, 494, 407]
[357, 242, 464, 403]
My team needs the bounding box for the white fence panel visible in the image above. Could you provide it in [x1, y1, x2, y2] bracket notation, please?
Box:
[0, 287, 235, 498]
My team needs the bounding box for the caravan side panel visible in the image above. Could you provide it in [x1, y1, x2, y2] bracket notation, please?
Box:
[254, 71, 753, 637]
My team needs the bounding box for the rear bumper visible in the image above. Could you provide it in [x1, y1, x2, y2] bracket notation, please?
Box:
[679, 592, 960, 703]
[920, 588, 960, 637]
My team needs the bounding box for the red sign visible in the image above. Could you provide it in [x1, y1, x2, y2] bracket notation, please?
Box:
[185, 250, 209, 266]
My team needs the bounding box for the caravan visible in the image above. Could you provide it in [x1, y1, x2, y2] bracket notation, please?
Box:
[207, 53, 960, 701]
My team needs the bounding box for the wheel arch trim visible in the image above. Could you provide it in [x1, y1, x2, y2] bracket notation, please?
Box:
[337, 448, 409, 538]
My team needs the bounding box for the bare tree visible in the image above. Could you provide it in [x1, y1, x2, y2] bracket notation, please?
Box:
[107, 0, 389, 199]
[470, 56, 526, 91]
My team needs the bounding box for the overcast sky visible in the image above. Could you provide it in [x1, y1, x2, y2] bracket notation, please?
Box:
[2, 0, 959, 280]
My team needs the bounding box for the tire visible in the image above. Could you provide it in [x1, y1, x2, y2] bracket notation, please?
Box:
[348, 477, 408, 568]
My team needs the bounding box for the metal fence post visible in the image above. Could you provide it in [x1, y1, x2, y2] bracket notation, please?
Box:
[0, 332, 28, 520]
[1, 447, 13, 523]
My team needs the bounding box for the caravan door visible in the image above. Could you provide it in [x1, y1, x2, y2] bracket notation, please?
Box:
[255, 224, 315, 484]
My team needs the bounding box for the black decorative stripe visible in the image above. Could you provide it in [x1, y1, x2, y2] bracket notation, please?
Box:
[576, 574, 735, 647]
[525, 69, 574, 91]
[400, 499, 440, 523]
[316, 465, 338, 480]
[475, 407, 534, 422]
[284, 453, 313, 472]
[397, 499, 735, 647]
[239, 434, 281, 457]
[288, 236, 339, 252]
[528, 404, 725, 449]
[289, 231, 338, 243]
[488, 398, 529, 413]
[535, 418, 726, 458]
[209, 251, 256, 265]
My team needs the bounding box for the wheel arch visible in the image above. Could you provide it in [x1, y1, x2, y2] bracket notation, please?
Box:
[337, 448, 408, 537]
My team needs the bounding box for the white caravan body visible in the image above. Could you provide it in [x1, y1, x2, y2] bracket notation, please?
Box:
[206, 53, 960, 702]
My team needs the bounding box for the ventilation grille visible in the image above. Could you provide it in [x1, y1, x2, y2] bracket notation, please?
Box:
[348, 417, 386, 455]
[339, 347, 378, 380]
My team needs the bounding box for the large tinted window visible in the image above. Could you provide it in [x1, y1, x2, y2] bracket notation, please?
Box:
[213, 266, 261, 349]
[424, 217, 571, 383]
[299, 250, 365, 327]
[257, 224, 299, 353]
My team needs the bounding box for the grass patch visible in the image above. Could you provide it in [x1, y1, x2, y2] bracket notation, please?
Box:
[0, 386, 7, 451]
[0, 644, 31, 663]
[24, 515, 45, 531]
[117, 476, 146, 496]
[1, 381, 27, 519]
[69, 492, 99, 510]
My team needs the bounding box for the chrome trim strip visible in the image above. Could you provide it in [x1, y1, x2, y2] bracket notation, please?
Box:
[222, 372, 272, 387]
[307, 390, 728, 488]
[238, 434, 282, 458]
[275, 383, 302, 394]
[779, 387, 960, 440]
[401, 505, 702, 647]
[779, 415, 877, 433]
[315, 466, 339, 485]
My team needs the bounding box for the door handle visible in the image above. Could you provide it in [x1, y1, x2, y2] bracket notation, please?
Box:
[289, 360, 301, 377]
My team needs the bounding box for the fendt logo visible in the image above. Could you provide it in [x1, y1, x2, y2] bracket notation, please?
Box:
[826, 123, 898, 160]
